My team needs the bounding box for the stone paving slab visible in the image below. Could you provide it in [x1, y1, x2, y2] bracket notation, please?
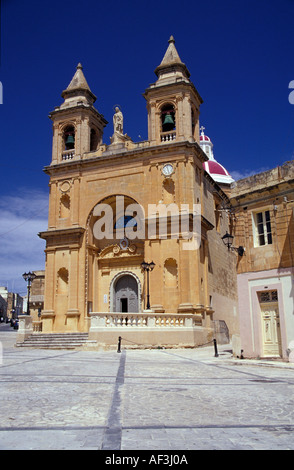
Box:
[0, 427, 105, 450]
[0, 326, 294, 450]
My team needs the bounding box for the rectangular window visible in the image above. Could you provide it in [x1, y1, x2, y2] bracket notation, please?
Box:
[254, 210, 272, 246]
[258, 290, 278, 303]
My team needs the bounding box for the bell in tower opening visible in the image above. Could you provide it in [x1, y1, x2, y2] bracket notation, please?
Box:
[64, 126, 75, 150]
[161, 104, 175, 132]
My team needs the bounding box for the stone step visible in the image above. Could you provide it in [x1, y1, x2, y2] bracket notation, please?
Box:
[16, 332, 97, 349]
[27, 333, 89, 337]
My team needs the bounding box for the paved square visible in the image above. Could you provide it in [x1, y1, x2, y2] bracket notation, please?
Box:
[0, 327, 294, 450]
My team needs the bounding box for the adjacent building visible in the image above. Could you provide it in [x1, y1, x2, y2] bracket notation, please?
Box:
[0, 294, 7, 321]
[231, 161, 294, 361]
[0, 287, 23, 320]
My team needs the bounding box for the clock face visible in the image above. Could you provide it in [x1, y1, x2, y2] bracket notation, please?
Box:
[162, 163, 174, 176]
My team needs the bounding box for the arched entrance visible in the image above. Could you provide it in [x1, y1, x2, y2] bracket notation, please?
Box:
[111, 273, 140, 313]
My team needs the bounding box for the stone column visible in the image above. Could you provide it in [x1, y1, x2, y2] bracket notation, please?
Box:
[48, 182, 57, 229]
[42, 249, 56, 332]
[66, 247, 80, 330]
[183, 95, 193, 141]
[71, 177, 80, 226]
[178, 241, 194, 314]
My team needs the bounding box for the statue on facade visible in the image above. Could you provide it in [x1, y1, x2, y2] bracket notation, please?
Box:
[113, 106, 123, 134]
[110, 106, 132, 146]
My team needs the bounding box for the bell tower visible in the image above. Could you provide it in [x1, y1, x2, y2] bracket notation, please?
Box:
[49, 63, 107, 165]
[144, 36, 203, 145]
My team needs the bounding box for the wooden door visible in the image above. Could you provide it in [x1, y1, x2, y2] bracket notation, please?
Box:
[261, 302, 282, 357]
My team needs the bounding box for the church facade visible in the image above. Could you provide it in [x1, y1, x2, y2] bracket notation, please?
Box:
[38, 37, 240, 347]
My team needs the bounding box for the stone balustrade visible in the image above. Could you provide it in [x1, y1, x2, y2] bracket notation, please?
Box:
[32, 321, 42, 332]
[62, 149, 75, 160]
[90, 311, 202, 329]
[161, 131, 176, 142]
[89, 311, 210, 348]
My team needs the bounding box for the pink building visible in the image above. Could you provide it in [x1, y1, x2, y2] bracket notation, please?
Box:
[230, 162, 294, 362]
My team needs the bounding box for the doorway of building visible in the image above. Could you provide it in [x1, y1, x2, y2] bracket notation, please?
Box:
[114, 274, 139, 313]
[259, 291, 282, 357]
[120, 298, 128, 312]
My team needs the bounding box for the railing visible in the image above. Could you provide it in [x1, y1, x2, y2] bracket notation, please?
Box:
[32, 321, 42, 332]
[117, 335, 219, 356]
[161, 131, 176, 143]
[90, 312, 203, 329]
[62, 149, 75, 160]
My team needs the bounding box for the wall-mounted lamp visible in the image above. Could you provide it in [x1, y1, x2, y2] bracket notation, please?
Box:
[221, 232, 245, 257]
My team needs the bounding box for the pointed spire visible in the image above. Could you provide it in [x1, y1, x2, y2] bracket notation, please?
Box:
[155, 36, 190, 79]
[61, 63, 96, 104]
[66, 63, 91, 92]
[160, 36, 182, 66]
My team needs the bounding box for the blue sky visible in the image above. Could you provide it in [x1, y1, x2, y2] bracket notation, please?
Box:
[0, 0, 294, 295]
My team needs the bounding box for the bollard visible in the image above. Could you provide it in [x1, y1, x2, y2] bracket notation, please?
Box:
[213, 338, 219, 357]
[117, 336, 122, 353]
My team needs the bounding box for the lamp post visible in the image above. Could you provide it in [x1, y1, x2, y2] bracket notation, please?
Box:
[22, 272, 36, 315]
[221, 232, 245, 257]
[141, 261, 155, 310]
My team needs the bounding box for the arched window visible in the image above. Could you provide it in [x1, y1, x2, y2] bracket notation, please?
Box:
[164, 258, 178, 288]
[114, 215, 137, 230]
[90, 128, 99, 151]
[57, 268, 69, 294]
[162, 178, 175, 204]
[191, 108, 196, 136]
[64, 126, 75, 150]
[60, 194, 70, 219]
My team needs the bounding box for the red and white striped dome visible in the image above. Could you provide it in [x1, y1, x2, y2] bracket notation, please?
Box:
[203, 160, 230, 176]
[200, 134, 211, 142]
[199, 126, 235, 185]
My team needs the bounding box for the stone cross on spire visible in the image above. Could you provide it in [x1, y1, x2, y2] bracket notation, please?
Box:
[200, 126, 205, 135]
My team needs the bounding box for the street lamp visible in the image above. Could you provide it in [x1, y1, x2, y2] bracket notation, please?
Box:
[22, 271, 36, 315]
[221, 232, 245, 257]
[141, 261, 155, 310]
